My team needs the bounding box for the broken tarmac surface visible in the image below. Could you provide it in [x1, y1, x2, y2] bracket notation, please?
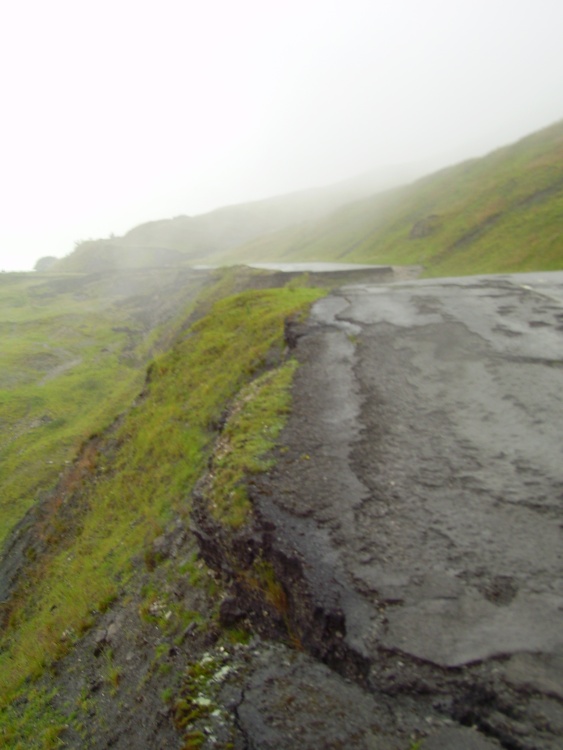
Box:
[11, 270, 560, 748]
[242, 272, 563, 749]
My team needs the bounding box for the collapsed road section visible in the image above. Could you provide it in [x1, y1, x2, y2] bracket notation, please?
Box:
[230, 272, 563, 749]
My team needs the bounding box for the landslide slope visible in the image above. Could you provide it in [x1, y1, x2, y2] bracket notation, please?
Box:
[0, 267, 326, 748]
[219, 119, 563, 277]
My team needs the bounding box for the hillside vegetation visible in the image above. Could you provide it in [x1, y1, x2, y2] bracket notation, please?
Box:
[51, 170, 402, 273]
[0, 269, 214, 551]
[50, 120, 563, 278]
[2, 118, 562, 747]
[0, 267, 325, 747]
[218, 119, 563, 276]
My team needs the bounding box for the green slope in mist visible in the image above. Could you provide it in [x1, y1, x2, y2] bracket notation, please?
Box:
[49, 119, 562, 279]
[50, 172, 400, 273]
[219, 119, 563, 277]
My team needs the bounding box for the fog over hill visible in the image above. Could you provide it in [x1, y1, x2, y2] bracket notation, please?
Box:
[51, 119, 563, 278]
[49, 163, 419, 272]
[3, 1, 562, 273]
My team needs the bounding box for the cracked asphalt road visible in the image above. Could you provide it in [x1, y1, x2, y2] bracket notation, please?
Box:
[254, 272, 563, 748]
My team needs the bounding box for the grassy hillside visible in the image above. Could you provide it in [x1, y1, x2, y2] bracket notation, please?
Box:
[51, 120, 563, 278]
[48, 243, 186, 273]
[0, 267, 287, 598]
[0, 265, 319, 556]
[51, 170, 404, 273]
[0, 267, 326, 747]
[219, 119, 563, 276]
[0, 269, 219, 553]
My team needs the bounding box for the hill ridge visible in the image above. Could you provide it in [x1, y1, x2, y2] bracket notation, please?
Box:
[50, 118, 563, 278]
[218, 118, 563, 276]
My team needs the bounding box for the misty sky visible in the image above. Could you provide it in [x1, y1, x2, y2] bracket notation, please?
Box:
[1, 0, 562, 272]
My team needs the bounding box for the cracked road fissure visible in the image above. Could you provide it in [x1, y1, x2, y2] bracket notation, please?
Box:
[251, 273, 563, 749]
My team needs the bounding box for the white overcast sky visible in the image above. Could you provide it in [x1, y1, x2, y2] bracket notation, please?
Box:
[0, 0, 562, 271]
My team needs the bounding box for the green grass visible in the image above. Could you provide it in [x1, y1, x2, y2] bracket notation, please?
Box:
[218, 119, 563, 277]
[0, 267, 215, 550]
[207, 358, 299, 528]
[0, 283, 324, 726]
[0, 274, 145, 548]
[0, 688, 68, 749]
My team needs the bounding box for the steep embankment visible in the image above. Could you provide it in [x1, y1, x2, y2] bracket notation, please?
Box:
[0, 268, 218, 554]
[220, 119, 563, 276]
[0, 272, 325, 748]
[4, 264, 561, 748]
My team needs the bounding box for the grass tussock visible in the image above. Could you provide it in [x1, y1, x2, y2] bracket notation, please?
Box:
[207, 359, 298, 528]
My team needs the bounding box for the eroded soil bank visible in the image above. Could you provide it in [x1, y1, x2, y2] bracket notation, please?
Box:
[196, 273, 563, 749]
[3, 270, 562, 749]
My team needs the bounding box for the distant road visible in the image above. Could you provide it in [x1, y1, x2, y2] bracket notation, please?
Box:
[255, 271, 563, 747]
[246, 261, 389, 272]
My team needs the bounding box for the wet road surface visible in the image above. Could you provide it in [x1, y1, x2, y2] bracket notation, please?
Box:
[253, 272, 563, 748]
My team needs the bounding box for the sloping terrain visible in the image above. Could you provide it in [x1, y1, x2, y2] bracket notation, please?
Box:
[220, 119, 563, 277]
[1, 266, 562, 748]
[0, 268, 217, 552]
[2, 118, 562, 747]
[51, 120, 563, 279]
[0, 267, 329, 747]
[50, 169, 403, 273]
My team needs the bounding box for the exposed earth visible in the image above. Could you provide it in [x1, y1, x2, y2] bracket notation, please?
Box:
[3, 269, 563, 748]
[203, 271, 563, 749]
